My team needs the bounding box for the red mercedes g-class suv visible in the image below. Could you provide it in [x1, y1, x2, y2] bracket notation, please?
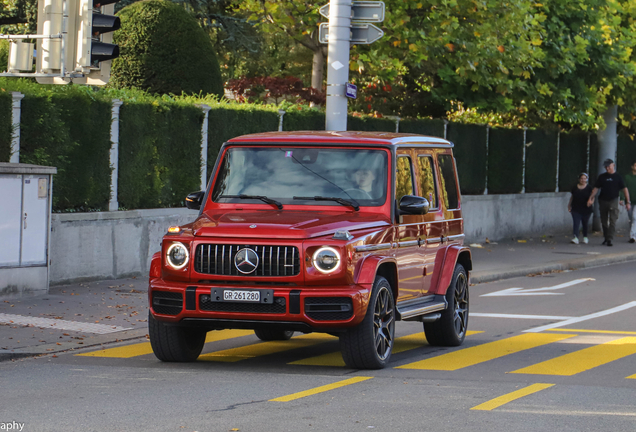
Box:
[148, 131, 471, 369]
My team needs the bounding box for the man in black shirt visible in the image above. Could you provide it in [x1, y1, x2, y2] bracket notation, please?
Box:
[587, 159, 632, 246]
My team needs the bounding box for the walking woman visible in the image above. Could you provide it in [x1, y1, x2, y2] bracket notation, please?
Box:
[568, 173, 593, 244]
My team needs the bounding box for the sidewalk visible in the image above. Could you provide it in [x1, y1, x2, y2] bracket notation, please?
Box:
[2, 229, 635, 361]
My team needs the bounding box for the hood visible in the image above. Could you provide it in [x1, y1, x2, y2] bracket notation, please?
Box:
[192, 210, 391, 239]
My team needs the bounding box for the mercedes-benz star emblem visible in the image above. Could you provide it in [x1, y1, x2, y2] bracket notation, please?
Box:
[234, 248, 259, 274]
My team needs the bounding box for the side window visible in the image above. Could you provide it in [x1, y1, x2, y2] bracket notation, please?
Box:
[417, 156, 438, 209]
[438, 154, 459, 210]
[396, 156, 414, 203]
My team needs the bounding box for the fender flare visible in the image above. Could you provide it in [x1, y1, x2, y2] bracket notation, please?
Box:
[149, 251, 162, 279]
[355, 254, 398, 285]
[428, 245, 472, 295]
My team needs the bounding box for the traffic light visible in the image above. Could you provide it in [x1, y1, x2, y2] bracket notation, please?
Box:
[35, 0, 120, 84]
[74, 0, 120, 85]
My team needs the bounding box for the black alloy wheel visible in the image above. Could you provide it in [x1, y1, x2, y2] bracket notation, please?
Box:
[340, 276, 395, 369]
[424, 264, 469, 346]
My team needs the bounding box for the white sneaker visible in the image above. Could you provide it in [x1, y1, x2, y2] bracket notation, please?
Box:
[571, 237, 579, 244]
[583, 237, 589, 244]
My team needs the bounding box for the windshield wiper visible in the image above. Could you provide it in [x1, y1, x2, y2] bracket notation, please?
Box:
[220, 195, 283, 210]
[293, 196, 360, 211]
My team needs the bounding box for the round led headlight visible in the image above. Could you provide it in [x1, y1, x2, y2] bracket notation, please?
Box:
[166, 242, 189, 270]
[312, 247, 341, 274]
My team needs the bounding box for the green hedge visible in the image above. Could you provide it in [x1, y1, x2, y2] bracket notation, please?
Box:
[399, 118, 446, 138]
[0, 80, 113, 211]
[558, 130, 589, 191]
[284, 109, 325, 131]
[488, 127, 524, 194]
[348, 116, 396, 132]
[617, 134, 636, 176]
[118, 100, 203, 208]
[447, 122, 487, 195]
[0, 90, 11, 162]
[525, 129, 558, 193]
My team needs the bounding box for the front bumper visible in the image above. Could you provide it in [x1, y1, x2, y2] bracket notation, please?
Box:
[148, 278, 372, 332]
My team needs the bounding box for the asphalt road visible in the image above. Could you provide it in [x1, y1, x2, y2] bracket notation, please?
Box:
[1, 262, 635, 432]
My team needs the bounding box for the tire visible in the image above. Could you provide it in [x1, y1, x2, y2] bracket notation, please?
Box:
[148, 312, 206, 362]
[340, 276, 395, 369]
[254, 329, 295, 341]
[424, 264, 469, 346]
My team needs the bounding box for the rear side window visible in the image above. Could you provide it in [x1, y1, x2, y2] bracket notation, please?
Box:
[417, 156, 438, 209]
[438, 154, 459, 210]
[396, 156, 414, 203]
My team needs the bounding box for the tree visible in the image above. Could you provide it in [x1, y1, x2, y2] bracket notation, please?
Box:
[110, 0, 224, 97]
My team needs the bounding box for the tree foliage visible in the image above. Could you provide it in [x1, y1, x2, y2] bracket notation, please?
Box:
[110, 0, 224, 97]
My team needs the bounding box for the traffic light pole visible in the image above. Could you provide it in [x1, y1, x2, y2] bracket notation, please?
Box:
[325, 0, 352, 132]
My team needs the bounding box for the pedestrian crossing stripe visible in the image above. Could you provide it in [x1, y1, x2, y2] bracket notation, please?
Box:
[289, 331, 484, 367]
[548, 328, 636, 336]
[470, 383, 555, 411]
[76, 329, 254, 358]
[627, 374, 636, 379]
[511, 337, 636, 376]
[395, 333, 577, 371]
[197, 333, 337, 362]
[269, 376, 373, 402]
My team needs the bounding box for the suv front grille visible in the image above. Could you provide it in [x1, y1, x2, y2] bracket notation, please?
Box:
[152, 291, 183, 315]
[194, 244, 301, 277]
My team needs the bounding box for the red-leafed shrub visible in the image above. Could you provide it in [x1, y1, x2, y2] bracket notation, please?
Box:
[226, 76, 325, 105]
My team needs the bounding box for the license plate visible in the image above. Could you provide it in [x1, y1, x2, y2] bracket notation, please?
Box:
[223, 289, 260, 302]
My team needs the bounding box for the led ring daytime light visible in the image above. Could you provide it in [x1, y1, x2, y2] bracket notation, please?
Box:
[166, 242, 189, 270]
[312, 246, 341, 274]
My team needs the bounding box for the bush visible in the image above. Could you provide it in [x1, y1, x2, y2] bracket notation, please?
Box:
[488, 127, 524, 194]
[558, 130, 589, 191]
[525, 129, 558, 193]
[447, 122, 487, 195]
[110, 0, 223, 97]
[0, 88, 11, 162]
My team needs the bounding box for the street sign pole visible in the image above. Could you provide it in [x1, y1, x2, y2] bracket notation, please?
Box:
[325, 0, 352, 131]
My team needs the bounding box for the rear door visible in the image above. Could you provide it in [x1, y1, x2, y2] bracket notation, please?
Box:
[437, 152, 463, 246]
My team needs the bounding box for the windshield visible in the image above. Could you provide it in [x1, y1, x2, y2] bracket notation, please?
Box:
[211, 147, 388, 207]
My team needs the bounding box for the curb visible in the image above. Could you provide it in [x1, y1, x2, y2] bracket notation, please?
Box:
[471, 251, 636, 284]
[0, 328, 148, 362]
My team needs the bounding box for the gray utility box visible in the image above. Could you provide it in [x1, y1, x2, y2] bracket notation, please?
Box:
[0, 163, 57, 297]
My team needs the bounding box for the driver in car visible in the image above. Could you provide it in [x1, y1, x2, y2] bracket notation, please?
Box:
[345, 168, 378, 200]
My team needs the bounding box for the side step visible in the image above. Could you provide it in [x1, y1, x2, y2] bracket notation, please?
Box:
[397, 295, 447, 321]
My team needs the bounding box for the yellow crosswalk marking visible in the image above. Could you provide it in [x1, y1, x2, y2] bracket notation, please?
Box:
[396, 333, 576, 371]
[627, 374, 636, 379]
[198, 333, 336, 362]
[290, 331, 483, 367]
[471, 383, 555, 411]
[511, 337, 636, 376]
[270, 376, 373, 402]
[76, 329, 253, 358]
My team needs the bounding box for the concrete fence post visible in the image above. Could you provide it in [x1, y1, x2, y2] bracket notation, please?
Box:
[197, 104, 212, 190]
[484, 125, 490, 195]
[278, 109, 286, 132]
[10, 92, 25, 163]
[522, 127, 527, 193]
[108, 99, 123, 212]
[555, 132, 560, 192]
[443, 119, 449, 139]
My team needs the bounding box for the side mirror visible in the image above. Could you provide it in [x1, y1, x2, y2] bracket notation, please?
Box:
[399, 195, 429, 215]
[185, 191, 204, 210]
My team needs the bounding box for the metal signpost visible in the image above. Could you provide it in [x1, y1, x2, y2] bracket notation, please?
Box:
[320, 0, 385, 131]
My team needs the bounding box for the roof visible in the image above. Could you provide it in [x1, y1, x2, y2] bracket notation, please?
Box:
[227, 131, 453, 147]
[0, 163, 58, 175]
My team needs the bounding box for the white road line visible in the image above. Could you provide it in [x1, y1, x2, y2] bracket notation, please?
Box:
[524, 301, 636, 333]
[0, 313, 132, 334]
[481, 278, 595, 297]
[471, 313, 574, 320]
